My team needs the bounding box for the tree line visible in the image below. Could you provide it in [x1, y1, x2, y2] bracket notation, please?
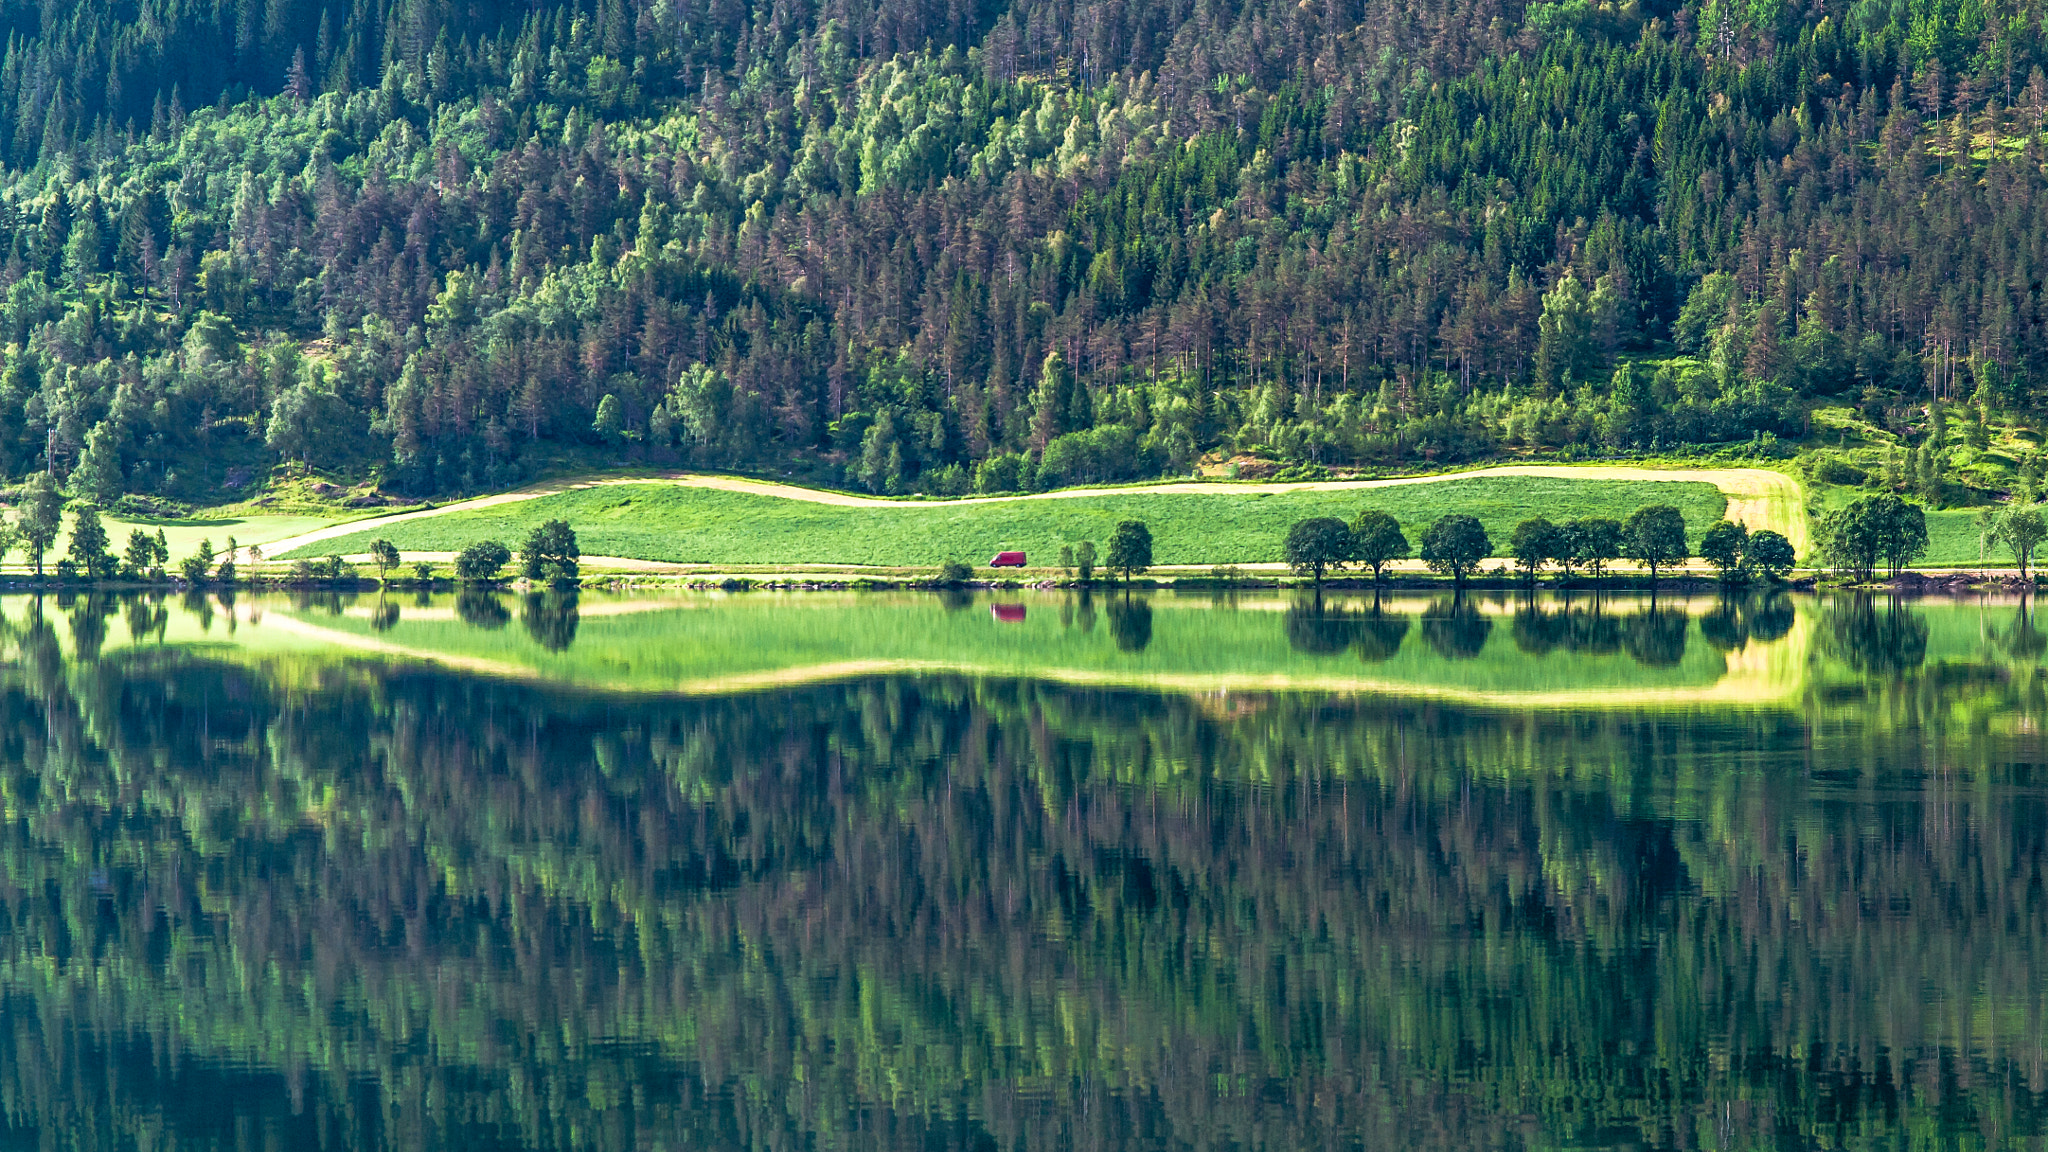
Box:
[1283, 505, 1797, 587]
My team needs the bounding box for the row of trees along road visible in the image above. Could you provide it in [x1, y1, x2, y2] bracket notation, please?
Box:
[1285, 507, 1795, 587]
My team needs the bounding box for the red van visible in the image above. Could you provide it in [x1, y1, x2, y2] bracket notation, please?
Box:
[989, 551, 1027, 567]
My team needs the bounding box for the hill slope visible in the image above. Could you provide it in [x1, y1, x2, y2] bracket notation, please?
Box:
[271, 467, 1791, 567]
[0, 0, 2035, 511]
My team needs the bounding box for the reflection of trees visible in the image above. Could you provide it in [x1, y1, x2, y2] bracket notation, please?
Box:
[1354, 610, 1411, 663]
[455, 588, 510, 630]
[1511, 604, 1570, 656]
[1283, 598, 1359, 654]
[1568, 606, 1622, 655]
[1698, 600, 1745, 651]
[121, 595, 167, 646]
[1999, 603, 2048, 663]
[1106, 596, 1151, 652]
[520, 591, 580, 651]
[1622, 606, 1689, 667]
[1747, 594, 1795, 642]
[1421, 597, 1491, 659]
[66, 594, 116, 662]
[181, 588, 215, 631]
[0, 649, 2044, 1149]
[1701, 594, 1796, 653]
[1822, 596, 1929, 676]
[369, 597, 402, 632]
[291, 590, 347, 616]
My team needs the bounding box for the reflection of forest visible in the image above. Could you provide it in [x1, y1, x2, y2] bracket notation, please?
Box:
[1, 593, 2046, 1150]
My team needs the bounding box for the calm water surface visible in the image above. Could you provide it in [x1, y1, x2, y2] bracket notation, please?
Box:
[1, 588, 2045, 1150]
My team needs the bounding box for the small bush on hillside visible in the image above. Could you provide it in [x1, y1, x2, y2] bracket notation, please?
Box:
[920, 464, 970, 497]
[455, 539, 513, 582]
[974, 452, 1033, 494]
[112, 494, 194, 520]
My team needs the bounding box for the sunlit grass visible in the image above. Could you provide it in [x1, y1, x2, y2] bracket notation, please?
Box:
[279, 477, 1730, 566]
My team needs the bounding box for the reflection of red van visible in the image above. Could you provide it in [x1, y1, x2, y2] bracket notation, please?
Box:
[991, 604, 1027, 622]
[989, 551, 1027, 567]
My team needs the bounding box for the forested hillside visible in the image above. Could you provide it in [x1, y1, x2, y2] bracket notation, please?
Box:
[0, 0, 2039, 500]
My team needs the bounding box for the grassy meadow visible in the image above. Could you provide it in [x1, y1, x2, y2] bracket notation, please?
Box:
[68, 512, 347, 560]
[279, 476, 1730, 567]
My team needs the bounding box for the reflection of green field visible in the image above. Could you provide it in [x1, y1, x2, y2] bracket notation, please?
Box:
[23, 590, 2048, 710]
[73, 590, 1794, 706]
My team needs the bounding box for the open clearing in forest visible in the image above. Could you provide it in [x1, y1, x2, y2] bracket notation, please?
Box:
[267, 466, 1784, 568]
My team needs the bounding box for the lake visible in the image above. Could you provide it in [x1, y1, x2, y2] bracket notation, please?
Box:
[0, 588, 2044, 1150]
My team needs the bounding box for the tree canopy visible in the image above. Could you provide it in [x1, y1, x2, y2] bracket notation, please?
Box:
[1420, 515, 1490, 587]
[1284, 517, 1353, 586]
[0, 0, 2035, 503]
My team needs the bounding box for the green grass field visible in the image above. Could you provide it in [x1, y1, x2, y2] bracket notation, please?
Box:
[16, 511, 347, 569]
[280, 477, 1729, 567]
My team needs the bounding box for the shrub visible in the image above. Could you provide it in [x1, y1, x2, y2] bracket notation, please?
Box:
[1746, 530, 1797, 579]
[973, 452, 1033, 494]
[1350, 511, 1410, 584]
[1283, 517, 1353, 586]
[455, 539, 513, 582]
[1562, 518, 1622, 580]
[180, 538, 215, 585]
[1622, 506, 1689, 581]
[520, 520, 580, 582]
[1420, 515, 1490, 586]
[1699, 519, 1750, 581]
[1036, 425, 1145, 488]
[1820, 495, 1927, 581]
[111, 494, 194, 520]
[369, 539, 402, 580]
[920, 463, 970, 497]
[1509, 517, 1564, 583]
[1106, 520, 1152, 582]
[937, 559, 972, 586]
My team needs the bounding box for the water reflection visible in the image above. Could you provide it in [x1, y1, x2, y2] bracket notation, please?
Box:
[1105, 595, 1152, 652]
[1999, 601, 2048, 662]
[455, 586, 510, 629]
[1354, 605, 1411, 662]
[1421, 596, 1491, 659]
[0, 603, 2044, 1150]
[521, 589, 580, 650]
[1283, 596, 1359, 654]
[1622, 603, 1689, 666]
[1823, 594, 1930, 674]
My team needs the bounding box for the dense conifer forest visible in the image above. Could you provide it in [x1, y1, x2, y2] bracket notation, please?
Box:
[0, 0, 2039, 499]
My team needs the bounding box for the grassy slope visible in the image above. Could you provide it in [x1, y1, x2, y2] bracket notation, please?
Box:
[12, 511, 347, 569]
[280, 477, 1729, 566]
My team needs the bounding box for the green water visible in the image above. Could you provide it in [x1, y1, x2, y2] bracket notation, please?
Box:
[1, 589, 2046, 1150]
